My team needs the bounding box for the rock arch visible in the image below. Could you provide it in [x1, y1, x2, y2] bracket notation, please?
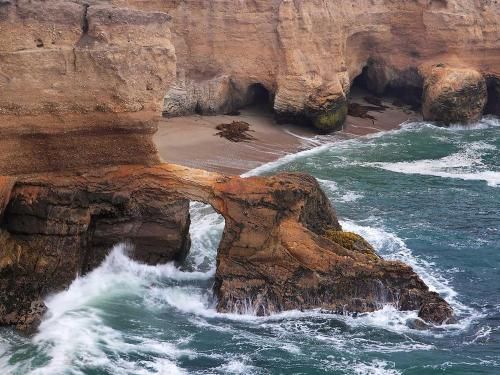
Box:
[0, 164, 454, 331]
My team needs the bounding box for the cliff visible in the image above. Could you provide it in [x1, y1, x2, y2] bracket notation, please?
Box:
[2, 0, 497, 331]
[0, 0, 175, 174]
[1, 0, 499, 157]
[161, 0, 500, 127]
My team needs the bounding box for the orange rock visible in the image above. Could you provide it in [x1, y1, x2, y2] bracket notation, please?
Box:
[0, 164, 454, 332]
[422, 65, 488, 124]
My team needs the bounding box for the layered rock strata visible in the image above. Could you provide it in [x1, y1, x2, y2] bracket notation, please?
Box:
[159, 0, 500, 130]
[0, 164, 454, 332]
[1, 0, 499, 137]
[0, 0, 175, 172]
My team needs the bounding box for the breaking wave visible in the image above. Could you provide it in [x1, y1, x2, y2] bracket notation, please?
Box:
[372, 141, 500, 187]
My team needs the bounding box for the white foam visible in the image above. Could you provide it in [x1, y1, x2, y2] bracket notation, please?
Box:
[2, 245, 198, 375]
[187, 202, 225, 271]
[242, 141, 336, 177]
[340, 219, 484, 333]
[401, 115, 500, 132]
[351, 359, 401, 375]
[372, 141, 500, 187]
[318, 179, 363, 202]
[217, 357, 256, 374]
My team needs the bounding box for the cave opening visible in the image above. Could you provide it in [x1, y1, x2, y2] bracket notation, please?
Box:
[351, 66, 371, 93]
[485, 76, 500, 116]
[244, 83, 273, 112]
[350, 64, 423, 111]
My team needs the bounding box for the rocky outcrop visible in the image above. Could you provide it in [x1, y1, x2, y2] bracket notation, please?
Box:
[158, 0, 500, 130]
[0, 112, 162, 175]
[0, 164, 454, 332]
[422, 65, 488, 124]
[2, 1, 498, 138]
[0, 167, 191, 331]
[0, 0, 175, 174]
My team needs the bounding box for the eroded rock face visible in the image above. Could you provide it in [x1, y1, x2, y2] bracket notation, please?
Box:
[422, 66, 488, 124]
[2, 0, 499, 138]
[158, 0, 500, 129]
[0, 170, 191, 331]
[0, 0, 174, 116]
[0, 165, 454, 332]
[0, 0, 175, 174]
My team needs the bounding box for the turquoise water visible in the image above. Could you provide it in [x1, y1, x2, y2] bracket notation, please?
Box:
[1, 117, 499, 374]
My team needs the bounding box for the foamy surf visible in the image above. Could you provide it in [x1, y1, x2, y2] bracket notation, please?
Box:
[372, 141, 500, 187]
[1, 116, 498, 374]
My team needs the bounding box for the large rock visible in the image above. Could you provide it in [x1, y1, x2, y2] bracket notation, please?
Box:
[0, 164, 454, 332]
[0, 168, 191, 332]
[422, 66, 488, 124]
[0, 0, 175, 175]
[275, 86, 348, 133]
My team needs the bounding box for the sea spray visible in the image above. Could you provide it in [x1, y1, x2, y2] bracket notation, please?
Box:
[1, 117, 499, 374]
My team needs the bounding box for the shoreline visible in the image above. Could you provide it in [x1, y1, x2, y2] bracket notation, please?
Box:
[155, 90, 421, 175]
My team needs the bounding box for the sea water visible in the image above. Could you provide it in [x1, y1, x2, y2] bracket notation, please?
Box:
[1, 117, 499, 374]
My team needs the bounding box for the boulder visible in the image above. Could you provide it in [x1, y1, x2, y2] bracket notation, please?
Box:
[275, 89, 348, 133]
[422, 66, 488, 124]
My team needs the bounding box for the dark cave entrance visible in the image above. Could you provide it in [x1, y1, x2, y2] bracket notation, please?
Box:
[350, 64, 423, 111]
[244, 83, 273, 111]
[485, 76, 500, 116]
[351, 66, 371, 93]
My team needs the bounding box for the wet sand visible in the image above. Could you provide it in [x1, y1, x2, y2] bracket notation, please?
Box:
[155, 92, 421, 175]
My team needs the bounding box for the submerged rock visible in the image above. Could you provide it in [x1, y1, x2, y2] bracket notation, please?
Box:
[422, 66, 488, 124]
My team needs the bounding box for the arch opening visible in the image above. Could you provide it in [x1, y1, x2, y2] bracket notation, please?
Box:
[184, 201, 225, 273]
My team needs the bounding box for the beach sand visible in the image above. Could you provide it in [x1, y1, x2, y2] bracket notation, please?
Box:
[155, 91, 421, 175]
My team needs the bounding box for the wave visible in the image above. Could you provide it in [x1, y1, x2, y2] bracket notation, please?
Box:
[186, 202, 225, 271]
[318, 179, 364, 202]
[0, 244, 196, 375]
[372, 141, 500, 187]
[340, 219, 483, 333]
[241, 141, 336, 177]
[401, 115, 500, 132]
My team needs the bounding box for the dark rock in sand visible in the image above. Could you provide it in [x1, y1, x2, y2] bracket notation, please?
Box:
[215, 121, 255, 142]
[348, 103, 378, 123]
[363, 96, 388, 109]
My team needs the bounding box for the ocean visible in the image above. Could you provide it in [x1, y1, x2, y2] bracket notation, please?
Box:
[1, 117, 499, 374]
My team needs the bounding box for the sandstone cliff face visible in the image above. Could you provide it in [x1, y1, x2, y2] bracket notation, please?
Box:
[0, 0, 174, 116]
[0, 0, 175, 174]
[1, 0, 499, 163]
[159, 0, 500, 128]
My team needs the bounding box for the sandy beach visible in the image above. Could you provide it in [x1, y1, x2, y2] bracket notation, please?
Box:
[155, 91, 421, 175]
